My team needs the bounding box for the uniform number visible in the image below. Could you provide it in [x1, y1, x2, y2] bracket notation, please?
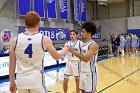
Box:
[24, 44, 33, 58]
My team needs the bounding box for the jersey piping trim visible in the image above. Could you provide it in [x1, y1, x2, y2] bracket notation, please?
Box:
[22, 31, 40, 36]
[14, 35, 18, 51]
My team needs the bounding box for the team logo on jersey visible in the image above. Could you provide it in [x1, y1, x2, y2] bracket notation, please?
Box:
[1, 29, 13, 43]
[81, 49, 86, 53]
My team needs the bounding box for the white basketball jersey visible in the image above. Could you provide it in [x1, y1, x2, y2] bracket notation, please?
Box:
[65, 40, 83, 61]
[15, 32, 46, 89]
[132, 35, 137, 43]
[80, 40, 98, 72]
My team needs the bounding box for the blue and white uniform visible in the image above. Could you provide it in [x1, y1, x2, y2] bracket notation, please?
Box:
[80, 40, 98, 92]
[125, 35, 131, 47]
[64, 40, 83, 77]
[120, 35, 125, 48]
[15, 32, 46, 93]
[131, 35, 138, 48]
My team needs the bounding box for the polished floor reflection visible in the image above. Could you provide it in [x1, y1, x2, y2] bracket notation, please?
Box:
[0, 53, 140, 93]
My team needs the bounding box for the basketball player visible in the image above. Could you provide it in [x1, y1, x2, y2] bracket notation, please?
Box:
[107, 33, 113, 55]
[9, 11, 68, 93]
[131, 33, 139, 56]
[119, 33, 126, 56]
[63, 30, 83, 93]
[125, 33, 131, 55]
[67, 22, 98, 93]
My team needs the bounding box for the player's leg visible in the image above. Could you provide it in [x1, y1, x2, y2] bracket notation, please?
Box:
[135, 42, 138, 55]
[136, 46, 138, 56]
[130, 43, 133, 55]
[63, 77, 70, 93]
[125, 44, 128, 55]
[81, 90, 85, 93]
[131, 42, 136, 55]
[128, 45, 131, 55]
[30, 87, 47, 93]
[79, 72, 85, 93]
[17, 89, 30, 93]
[108, 43, 112, 55]
[75, 77, 80, 93]
[120, 43, 125, 56]
[73, 62, 80, 93]
[134, 42, 138, 55]
[63, 62, 72, 93]
[85, 67, 97, 93]
[121, 48, 125, 56]
[116, 46, 120, 56]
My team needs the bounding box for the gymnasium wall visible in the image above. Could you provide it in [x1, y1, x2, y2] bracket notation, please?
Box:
[97, 1, 128, 19]
[1, 0, 140, 49]
[0, 17, 18, 49]
[128, 16, 140, 37]
[93, 17, 127, 42]
[134, 0, 140, 16]
[128, 16, 140, 48]
[0, 0, 16, 18]
[128, 16, 140, 29]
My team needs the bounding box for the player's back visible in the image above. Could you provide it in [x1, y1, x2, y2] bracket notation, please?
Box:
[120, 36, 125, 43]
[15, 32, 45, 88]
[132, 35, 137, 43]
[126, 36, 131, 42]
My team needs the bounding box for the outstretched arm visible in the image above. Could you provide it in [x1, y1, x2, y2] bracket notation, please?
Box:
[9, 37, 17, 92]
[43, 36, 68, 60]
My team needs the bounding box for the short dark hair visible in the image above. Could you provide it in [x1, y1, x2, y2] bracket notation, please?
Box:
[82, 22, 97, 36]
[133, 33, 136, 35]
[70, 29, 78, 35]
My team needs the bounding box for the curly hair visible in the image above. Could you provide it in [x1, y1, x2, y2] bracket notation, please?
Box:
[82, 22, 97, 36]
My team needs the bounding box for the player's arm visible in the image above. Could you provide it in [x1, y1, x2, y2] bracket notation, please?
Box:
[68, 43, 98, 63]
[9, 37, 16, 82]
[124, 39, 126, 44]
[43, 36, 68, 60]
[9, 37, 17, 92]
[137, 36, 139, 43]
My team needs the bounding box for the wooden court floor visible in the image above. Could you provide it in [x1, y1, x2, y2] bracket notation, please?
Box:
[0, 52, 140, 93]
[46, 52, 140, 93]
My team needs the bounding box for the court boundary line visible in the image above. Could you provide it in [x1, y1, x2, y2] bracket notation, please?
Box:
[97, 68, 140, 93]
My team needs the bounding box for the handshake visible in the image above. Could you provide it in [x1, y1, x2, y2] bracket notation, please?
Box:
[61, 45, 74, 56]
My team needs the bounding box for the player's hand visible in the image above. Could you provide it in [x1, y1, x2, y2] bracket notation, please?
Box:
[66, 45, 73, 53]
[10, 81, 17, 93]
[61, 46, 68, 55]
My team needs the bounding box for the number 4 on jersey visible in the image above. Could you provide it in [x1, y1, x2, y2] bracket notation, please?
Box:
[24, 44, 33, 58]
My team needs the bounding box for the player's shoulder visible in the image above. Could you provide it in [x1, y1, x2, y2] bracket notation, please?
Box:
[90, 40, 98, 47]
[43, 35, 51, 41]
[17, 32, 24, 36]
[78, 40, 83, 42]
[89, 41, 98, 52]
[78, 40, 83, 43]
[90, 40, 96, 43]
[78, 40, 83, 46]
[35, 32, 45, 37]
